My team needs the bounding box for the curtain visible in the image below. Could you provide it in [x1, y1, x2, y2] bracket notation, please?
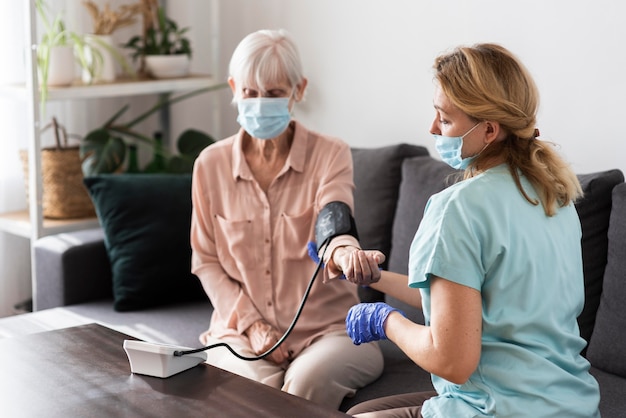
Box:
[0, 2, 32, 317]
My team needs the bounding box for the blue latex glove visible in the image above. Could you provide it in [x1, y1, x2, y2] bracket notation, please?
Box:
[307, 241, 322, 264]
[346, 302, 405, 345]
[308, 241, 346, 280]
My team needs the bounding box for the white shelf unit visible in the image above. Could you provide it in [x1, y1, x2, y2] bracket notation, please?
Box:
[0, 74, 222, 239]
[0, 74, 220, 101]
[1, 0, 222, 311]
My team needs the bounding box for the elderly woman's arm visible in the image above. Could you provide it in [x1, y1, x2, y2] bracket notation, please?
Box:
[190, 157, 263, 337]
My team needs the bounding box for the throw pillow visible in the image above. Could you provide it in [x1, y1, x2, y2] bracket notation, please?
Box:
[586, 182, 626, 377]
[575, 169, 625, 345]
[351, 143, 429, 302]
[385, 156, 459, 324]
[84, 174, 206, 312]
[387, 156, 459, 275]
[351, 143, 429, 264]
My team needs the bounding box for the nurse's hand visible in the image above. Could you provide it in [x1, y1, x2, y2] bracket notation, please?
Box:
[345, 302, 405, 345]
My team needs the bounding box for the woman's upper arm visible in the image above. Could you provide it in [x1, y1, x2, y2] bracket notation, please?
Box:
[316, 140, 355, 209]
[385, 275, 482, 384]
[429, 276, 482, 383]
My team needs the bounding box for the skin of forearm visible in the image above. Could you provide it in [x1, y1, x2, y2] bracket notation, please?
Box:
[370, 271, 422, 309]
[384, 311, 478, 384]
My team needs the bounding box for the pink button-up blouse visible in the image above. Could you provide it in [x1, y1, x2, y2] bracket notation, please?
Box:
[190, 121, 360, 357]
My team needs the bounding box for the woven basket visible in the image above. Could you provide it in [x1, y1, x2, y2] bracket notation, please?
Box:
[20, 119, 96, 219]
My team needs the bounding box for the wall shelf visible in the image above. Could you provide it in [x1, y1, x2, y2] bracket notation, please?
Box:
[0, 74, 220, 101]
[0, 211, 100, 239]
[0, 73, 222, 240]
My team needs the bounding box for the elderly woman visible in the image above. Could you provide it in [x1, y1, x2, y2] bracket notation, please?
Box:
[344, 43, 601, 417]
[190, 29, 384, 408]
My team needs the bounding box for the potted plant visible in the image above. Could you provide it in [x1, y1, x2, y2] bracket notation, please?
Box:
[123, 1, 193, 79]
[77, 1, 142, 83]
[35, 0, 136, 104]
[35, 0, 75, 104]
[80, 82, 227, 176]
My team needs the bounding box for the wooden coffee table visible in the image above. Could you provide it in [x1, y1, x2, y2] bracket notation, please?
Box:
[0, 323, 349, 417]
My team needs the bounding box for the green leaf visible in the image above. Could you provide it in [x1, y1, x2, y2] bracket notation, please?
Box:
[122, 6, 193, 57]
[80, 128, 126, 175]
[166, 155, 194, 173]
[157, 7, 168, 32]
[79, 84, 227, 177]
[177, 129, 214, 158]
[103, 104, 130, 127]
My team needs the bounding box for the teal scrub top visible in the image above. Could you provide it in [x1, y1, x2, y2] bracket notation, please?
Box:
[408, 165, 600, 418]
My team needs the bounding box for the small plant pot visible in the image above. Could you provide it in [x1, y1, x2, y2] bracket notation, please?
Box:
[145, 55, 190, 79]
[81, 35, 116, 84]
[46, 45, 75, 86]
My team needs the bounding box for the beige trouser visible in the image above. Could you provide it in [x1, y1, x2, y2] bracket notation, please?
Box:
[203, 330, 384, 410]
[347, 391, 437, 418]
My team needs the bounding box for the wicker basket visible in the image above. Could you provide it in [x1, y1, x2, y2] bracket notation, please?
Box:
[20, 119, 96, 219]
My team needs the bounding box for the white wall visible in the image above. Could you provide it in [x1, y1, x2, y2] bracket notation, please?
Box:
[44, 0, 624, 174]
[208, 0, 626, 175]
[2, 0, 624, 315]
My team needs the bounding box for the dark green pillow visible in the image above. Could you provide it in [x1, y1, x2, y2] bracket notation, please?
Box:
[84, 174, 206, 311]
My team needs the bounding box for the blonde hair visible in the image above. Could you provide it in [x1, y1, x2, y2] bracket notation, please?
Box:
[229, 29, 305, 101]
[434, 43, 582, 216]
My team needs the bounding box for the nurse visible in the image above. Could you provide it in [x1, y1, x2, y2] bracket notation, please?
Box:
[344, 43, 601, 417]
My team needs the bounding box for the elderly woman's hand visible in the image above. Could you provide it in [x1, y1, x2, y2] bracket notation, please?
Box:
[245, 320, 290, 366]
[332, 246, 385, 286]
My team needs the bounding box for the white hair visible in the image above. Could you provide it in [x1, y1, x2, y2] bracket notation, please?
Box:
[229, 29, 305, 101]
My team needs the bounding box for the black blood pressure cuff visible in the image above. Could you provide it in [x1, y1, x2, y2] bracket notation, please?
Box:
[315, 201, 359, 250]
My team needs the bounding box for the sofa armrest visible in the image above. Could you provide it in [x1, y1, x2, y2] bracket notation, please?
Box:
[34, 228, 112, 311]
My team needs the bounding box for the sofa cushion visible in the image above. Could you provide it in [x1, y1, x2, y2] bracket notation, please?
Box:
[84, 174, 206, 312]
[575, 170, 625, 345]
[589, 366, 626, 416]
[586, 182, 626, 377]
[388, 156, 459, 275]
[34, 228, 111, 310]
[351, 144, 429, 302]
[385, 156, 459, 322]
[351, 144, 429, 267]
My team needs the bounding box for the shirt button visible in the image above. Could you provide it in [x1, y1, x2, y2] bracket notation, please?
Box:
[267, 301, 272, 307]
[265, 239, 270, 244]
[265, 270, 270, 275]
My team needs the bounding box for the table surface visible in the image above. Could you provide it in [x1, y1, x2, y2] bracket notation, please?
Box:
[0, 323, 349, 417]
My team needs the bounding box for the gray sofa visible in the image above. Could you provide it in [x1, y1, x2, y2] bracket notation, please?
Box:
[1, 143, 624, 415]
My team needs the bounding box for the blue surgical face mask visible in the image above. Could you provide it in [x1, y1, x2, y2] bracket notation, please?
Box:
[236, 97, 292, 140]
[433, 123, 481, 170]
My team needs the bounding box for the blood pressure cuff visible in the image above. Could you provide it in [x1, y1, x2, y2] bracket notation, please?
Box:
[315, 201, 359, 250]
